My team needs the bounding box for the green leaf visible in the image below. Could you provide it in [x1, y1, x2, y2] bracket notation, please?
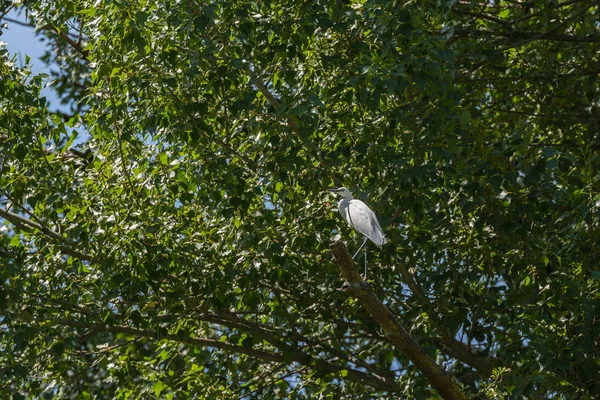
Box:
[308, 94, 324, 107]
[10, 235, 21, 247]
[79, 8, 97, 17]
[154, 381, 165, 397]
[13, 145, 27, 161]
[159, 152, 168, 165]
[2, 1, 599, 398]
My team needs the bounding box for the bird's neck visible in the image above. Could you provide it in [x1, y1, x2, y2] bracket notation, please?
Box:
[339, 196, 352, 206]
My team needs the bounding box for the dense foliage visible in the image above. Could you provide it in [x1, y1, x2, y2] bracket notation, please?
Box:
[1, 0, 599, 398]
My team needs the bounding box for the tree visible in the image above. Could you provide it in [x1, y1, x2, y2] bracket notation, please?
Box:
[1, 0, 599, 398]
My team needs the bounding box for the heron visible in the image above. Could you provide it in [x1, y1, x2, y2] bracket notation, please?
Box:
[328, 187, 385, 277]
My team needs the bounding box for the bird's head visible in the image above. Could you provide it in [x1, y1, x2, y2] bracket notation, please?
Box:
[327, 187, 354, 199]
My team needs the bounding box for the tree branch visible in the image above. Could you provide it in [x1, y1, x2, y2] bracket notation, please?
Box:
[246, 66, 322, 156]
[398, 261, 425, 299]
[1, 16, 31, 28]
[453, 0, 600, 48]
[515, 0, 591, 22]
[51, 317, 401, 393]
[205, 308, 396, 380]
[35, 296, 397, 390]
[1, 17, 89, 60]
[0, 4, 16, 21]
[330, 240, 466, 400]
[453, 9, 509, 26]
[0, 207, 92, 261]
[45, 24, 90, 60]
[455, 68, 600, 82]
[453, 29, 600, 44]
[397, 260, 493, 378]
[247, 67, 283, 113]
[486, 107, 590, 118]
[52, 318, 283, 361]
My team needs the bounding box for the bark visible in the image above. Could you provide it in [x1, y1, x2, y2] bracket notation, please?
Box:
[330, 240, 467, 400]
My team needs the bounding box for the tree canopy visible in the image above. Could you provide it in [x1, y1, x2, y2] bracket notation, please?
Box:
[1, 0, 599, 398]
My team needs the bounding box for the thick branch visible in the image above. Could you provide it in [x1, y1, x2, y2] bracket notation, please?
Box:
[330, 241, 466, 400]
[248, 67, 283, 113]
[455, 68, 600, 82]
[40, 298, 396, 390]
[457, 0, 600, 49]
[487, 107, 590, 119]
[205, 308, 396, 380]
[437, 337, 492, 378]
[51, 317, 400, 393]
[398, 261, 425, 299]
[0, 207, 92, 261]
[454, 29, 600, 43]
[52, 318, 282, 362]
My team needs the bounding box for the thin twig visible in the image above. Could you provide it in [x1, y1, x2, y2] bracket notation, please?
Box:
[1, 16, 30, 28]
[68, 338, 140, 355]
[234, 363, 287, 399]
[0, 3, 16, 21]
[1, 17, 89, 60]
[453, 9, 509, 26]
[246, 64, 322, 156]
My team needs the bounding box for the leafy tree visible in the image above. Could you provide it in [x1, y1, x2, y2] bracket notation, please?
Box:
[1, 0, 599, 398]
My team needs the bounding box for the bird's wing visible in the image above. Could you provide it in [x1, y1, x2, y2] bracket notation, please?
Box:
[338, 199, 351, 225]
[347, 200, 385, 246]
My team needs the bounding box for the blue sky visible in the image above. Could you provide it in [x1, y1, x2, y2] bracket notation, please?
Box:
[2, 8, 64, 112]
[2, 8, 90, 144]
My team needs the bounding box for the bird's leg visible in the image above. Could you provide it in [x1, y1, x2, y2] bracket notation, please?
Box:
[352, 237, 368, 260]
[364, 247, 368, 278]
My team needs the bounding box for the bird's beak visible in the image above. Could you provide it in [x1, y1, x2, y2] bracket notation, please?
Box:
[327, 188, 340, 193]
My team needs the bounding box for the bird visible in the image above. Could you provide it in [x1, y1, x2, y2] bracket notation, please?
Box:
[328, 187, 385, 277]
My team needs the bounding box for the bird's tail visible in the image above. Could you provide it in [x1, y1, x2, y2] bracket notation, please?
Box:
[372, 232, 386, 247]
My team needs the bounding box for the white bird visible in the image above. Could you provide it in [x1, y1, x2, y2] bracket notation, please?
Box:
[328, 187, 385, 277]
